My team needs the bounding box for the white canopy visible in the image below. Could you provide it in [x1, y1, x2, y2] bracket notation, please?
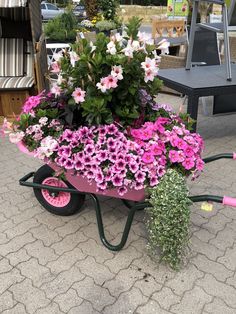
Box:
[0, 0, 27, 7]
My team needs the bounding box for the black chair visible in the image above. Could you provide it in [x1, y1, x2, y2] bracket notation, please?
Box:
[186, 0, 236, 81]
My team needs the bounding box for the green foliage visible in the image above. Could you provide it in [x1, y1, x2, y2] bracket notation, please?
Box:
[45, 11, 78, 42]
[125, 16, 143, 40]
[98, 0, 119, 20]
[95, 20, 117, 31]
[145, 169, 192, 270]
[57, 21, 162, 127]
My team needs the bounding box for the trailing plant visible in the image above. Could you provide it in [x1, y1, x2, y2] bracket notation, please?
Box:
[145, 169, 192, 270]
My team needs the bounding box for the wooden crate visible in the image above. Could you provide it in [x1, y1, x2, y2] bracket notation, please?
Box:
[0, 90, 29, 118]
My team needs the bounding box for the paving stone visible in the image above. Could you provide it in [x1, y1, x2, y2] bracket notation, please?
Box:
[103, 286, 148, 314]
[0, 268, 24, 294]
[226, 272, 236, 288]
[6, 248, 30, 267]
[54, 288, 83, 312]
[193, 228, 215, 243]
[55, 216, 89, 237]
[202, 213, 231, 234]
[35, 302, 64, 314]
[133, 256, 176, 284]
[73, 276, 115, 312]
[191, 212, 209, 227]
[191, 236, 224, 261]
[5, 218, 39, 239]
[151, 286, 181, 310]
[79, 238, 114, 263]
[35, 212, 65, 230]
[0, 232, 34, 256]
[80, 222, 113, 242]
[104, 246, 143, 274]
[41, 266, 85, 299]
[134, 276, 162, 297]
[51, 230, 87, 255]
[136, 299, 171, 314]
[171, 285, 212, 314]
[25, 240, 59, 265]
[204, 297, 236, 314]
[165, 264, 204, 296]
[196, 274, 236, 308]
[30, 224, 62, 246]
[68, 300, 100, 314]
[0, 291, 16, 313]
[76, 256, 115, 286]
[47, 247, 86, 275]
[0, 205, 21, 219]
[0, 233, 9, 245]
[104, 266, 144, 297]
[218, 244, 236, 271]
[12, 207, 40, 224]
[0, 219, 16, 233]
[0, 257, 12, 273]
[209, 228, 236, 251]
[191, 254, 234, 282]
[17, 258, 55, 288]
[2, 303, 27, 314]
[9, 278, 50, 313]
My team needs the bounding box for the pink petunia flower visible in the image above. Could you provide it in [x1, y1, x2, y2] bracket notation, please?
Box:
[182, 158, 195, 170]
[142, 152, 155, 164]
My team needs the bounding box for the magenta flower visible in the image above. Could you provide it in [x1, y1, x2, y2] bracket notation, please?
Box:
[142, 152, 155, 164]
[196, 159, 204, 171]
[150, 143, 163, 156]
[169, 150, 179, 163]
[22, 93, 44, 113]
[182, 158, 195, 170]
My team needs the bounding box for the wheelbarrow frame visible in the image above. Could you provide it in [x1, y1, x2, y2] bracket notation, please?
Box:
[19, 152, 236, 251]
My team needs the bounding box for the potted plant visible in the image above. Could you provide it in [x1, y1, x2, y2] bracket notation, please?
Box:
[45, 11, 78, 43]
[4, 17, 204, 270]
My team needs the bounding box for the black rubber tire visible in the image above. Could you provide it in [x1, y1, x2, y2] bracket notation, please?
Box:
[33, 165, 85, 216]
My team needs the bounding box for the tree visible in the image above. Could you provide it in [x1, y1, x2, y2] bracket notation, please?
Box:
[84, 0, 98, 19]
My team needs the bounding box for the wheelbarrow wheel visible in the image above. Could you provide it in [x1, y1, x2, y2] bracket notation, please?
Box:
[33, 165, 85, 216]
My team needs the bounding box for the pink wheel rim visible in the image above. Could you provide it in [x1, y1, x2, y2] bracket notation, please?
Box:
[42, 177, 71, 207]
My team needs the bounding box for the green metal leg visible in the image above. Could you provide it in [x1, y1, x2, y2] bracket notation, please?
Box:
[89, 193, 147, 251]
[203, 153, 233, 164]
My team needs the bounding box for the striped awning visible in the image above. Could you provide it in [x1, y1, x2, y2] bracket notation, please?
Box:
[0, 0, 27, 7]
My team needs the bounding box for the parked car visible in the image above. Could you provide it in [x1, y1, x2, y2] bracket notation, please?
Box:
[41, 2, 64, 20]
[72, 4, 87, 20]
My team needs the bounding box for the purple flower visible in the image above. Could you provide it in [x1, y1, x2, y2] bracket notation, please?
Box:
[129, 162, 139, 173]
[112, 174, 123, 187]
[116, 159, 126, 170]
[85, 144, 95, 155]
[74, 159, 84, 170]
[62, 129, 74, 142]
[135, 170, 146, 183]
[118, 186, 128, 196]
[64, 158, 74, 169]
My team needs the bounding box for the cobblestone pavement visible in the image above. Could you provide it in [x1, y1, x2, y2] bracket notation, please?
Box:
[0, 95, 236, 314]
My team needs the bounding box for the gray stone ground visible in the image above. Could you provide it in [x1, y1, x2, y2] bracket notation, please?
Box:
[0, 94, 236, 314]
